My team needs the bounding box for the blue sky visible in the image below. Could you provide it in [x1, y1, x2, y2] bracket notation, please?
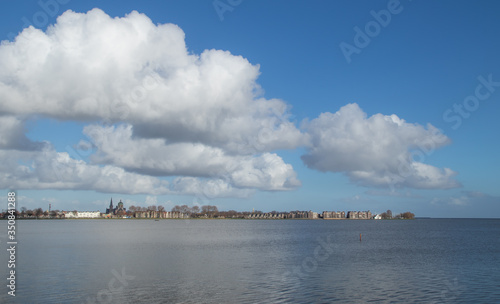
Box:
[0, 0, 499, 217]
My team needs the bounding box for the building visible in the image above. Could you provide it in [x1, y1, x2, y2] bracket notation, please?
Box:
[245, 210, 373, 220]
[133, 211, 188, 219]
[64, 211, 77, 218]
[322, 211, 346, 219]
[346, 211, 372, 219]
[106, 199, 113, 214]
[307, 211, 319, 219]
[64, 211, 101, 218]
[106, 198, 126, 216]
[77, 211, 101, 218]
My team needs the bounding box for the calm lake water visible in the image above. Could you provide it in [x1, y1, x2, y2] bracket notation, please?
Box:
[1, 219, 500, 303]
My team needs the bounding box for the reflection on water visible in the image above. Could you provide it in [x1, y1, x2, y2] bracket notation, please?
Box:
[1, 219, 499, 303]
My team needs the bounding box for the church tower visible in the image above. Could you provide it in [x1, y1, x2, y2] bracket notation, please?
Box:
[106, 198, 114, 214]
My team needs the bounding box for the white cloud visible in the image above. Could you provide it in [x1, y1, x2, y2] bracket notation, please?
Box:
[0, 146, 261, 197]
[0, 8, 307, 154]
[0, 116, 45, 150]
[0, 147, 171, 194]
[302, 103, 460, 189]
[169, 177, 254, 199]
[144, 196, 157, 206]
[83, 124, 300, 191]
[431, 191, 498, 206]
[364, 189, 422, 198]
[0, 8, 305, 198]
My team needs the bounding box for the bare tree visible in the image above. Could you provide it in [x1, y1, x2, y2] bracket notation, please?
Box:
[180, 205, 190, 214]
[201, 205, 219, 218]
[227, 210, 238, 217]
[171, 205, 181, 212]
[380, 210, 393, 219]
[35, 208, 44, 218]
[210, 205, 219, 217]
[158, 205, 165, 212]
[201, 205, 209, 215]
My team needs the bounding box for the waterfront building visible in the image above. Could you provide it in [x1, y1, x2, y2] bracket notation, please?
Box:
[246, 210, 372, 220]
[106, 198, 126, 216]
[77, 211, 101, 218]
[133, 210, 188, 219]
[346, 211, 372, 219]
[63, 211, 101, 218]
[322, 211, 346, 219]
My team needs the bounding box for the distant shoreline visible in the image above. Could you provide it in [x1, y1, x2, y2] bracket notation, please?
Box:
[4, 217, 500, 220]
[1, 217, 415, 221]
[3, 208, 416, 220]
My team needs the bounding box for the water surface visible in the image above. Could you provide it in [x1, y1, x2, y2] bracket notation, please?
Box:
[1, 219, 499, 303]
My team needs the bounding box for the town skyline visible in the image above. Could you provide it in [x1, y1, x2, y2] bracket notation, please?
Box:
[4, 197, 413, 220]
[0, 1, 499, 218]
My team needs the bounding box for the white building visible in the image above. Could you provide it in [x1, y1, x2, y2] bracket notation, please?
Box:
[77, 211, 101, 218]
[64, 211, 101, 218]
[64, 211, 77, 218]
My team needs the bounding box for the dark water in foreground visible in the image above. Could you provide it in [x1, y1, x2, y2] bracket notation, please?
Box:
[1, 219, 500, 303]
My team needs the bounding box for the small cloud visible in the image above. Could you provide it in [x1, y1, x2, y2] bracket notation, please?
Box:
[449, 197, 469, 206]
[145, 196, 158, 206]
[431, 191, 498, 206]
[340, 194, 378, 204]
[463, 191, 487, 198]
[365, 189, 422, 198]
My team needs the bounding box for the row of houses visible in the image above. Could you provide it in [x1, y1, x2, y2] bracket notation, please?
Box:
[322, 211, 373, 219]
[246, 211, 319, 219]
[245, 210, 373, 220]
[133, 211, 188, 219]
[346, 211, 372, 219]
[322, 211, 346, 219]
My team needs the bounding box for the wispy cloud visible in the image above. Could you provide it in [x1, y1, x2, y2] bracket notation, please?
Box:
[431, 191, 498, 206]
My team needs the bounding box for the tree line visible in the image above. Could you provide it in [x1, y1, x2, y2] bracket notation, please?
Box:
[379, 210, 415, 219]
[126, 204, 265, 218]
[1, 205, 250, 219]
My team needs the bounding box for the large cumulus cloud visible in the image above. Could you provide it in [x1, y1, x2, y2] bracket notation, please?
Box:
[0, 8, 304, 197]
[301, 103, 460, 189]
[0, 8, 307, 153]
